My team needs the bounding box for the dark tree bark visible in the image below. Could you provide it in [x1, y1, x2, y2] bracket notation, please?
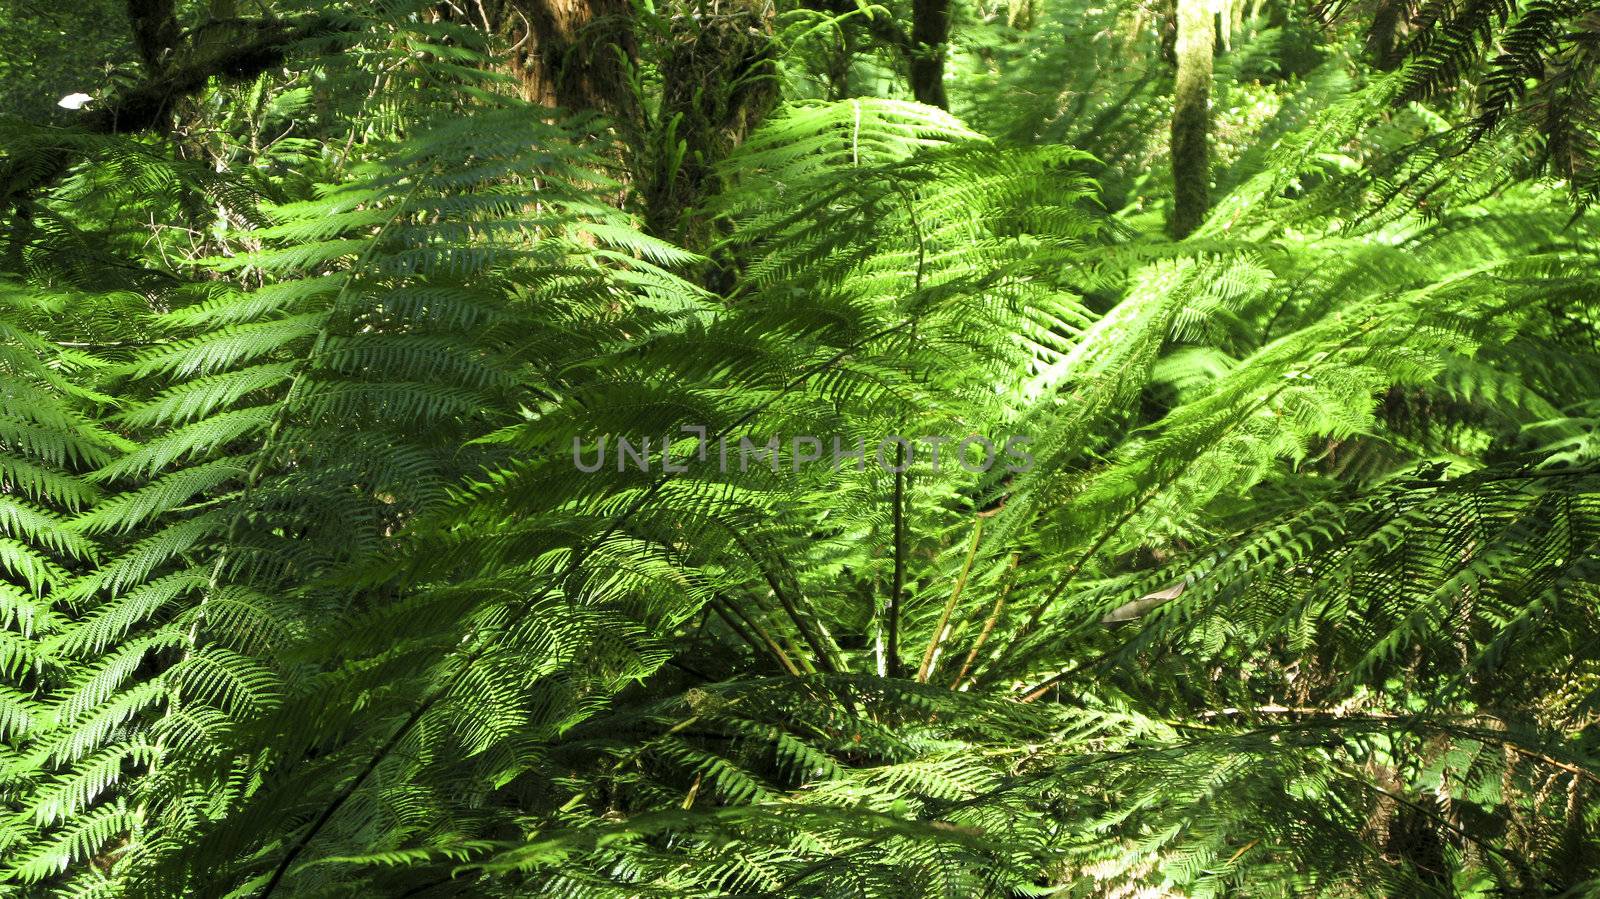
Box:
[796, 0, 949, 108]
[1367, 0, 1407, 70]
[910, 0, 951, 108]
[477, 0, 777, 248]
[126, 0, 182, 72]
[824, 25, 858, 100]
[1169, 0, 1213, 238]
[481, 0, 638, 119]
[646, 0, 778, 246]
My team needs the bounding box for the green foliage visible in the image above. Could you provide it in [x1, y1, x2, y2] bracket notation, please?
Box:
[0, 1, 1598, 896]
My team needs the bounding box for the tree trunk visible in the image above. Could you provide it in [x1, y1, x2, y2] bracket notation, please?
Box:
[910, 0, 951, 109]
[1367, 0, 1406, 71]
[646, 0, 778, 247]
[126, 0, 182, 73]
[1169, 0, 1212, 238]
[478, 0, 776, 254]
[484, 0, 637, 118]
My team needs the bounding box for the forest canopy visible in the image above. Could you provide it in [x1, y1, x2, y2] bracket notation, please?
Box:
[1, 0, 1599, 895]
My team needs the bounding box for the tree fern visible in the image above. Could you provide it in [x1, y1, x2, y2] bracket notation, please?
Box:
[1, 4, 1599, 894]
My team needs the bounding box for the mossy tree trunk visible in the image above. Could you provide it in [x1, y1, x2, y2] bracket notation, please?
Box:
[1169, 0, 1213, 238]
[910, 0, 951, 109]
[482, 0, 638, 119]
[645, 0, 779, 247]
[477, 0, 776, 252]
[1368, 0, 1406, 70]
[126, 0, 181, 73]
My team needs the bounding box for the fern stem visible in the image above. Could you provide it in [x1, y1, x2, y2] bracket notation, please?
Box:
[189, 174, 422, 643]
[734, 595, 811, 675]
[710, 596, 799, 675]
[950, 552, 1017, 690]
[915, 517, 982, 682]
[728, 530, 844, 673]
[887, 446, 907, 679]
[884, 182, 926, 681]
[147, 176, 423, 829]
[258, 695, 432, 896]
